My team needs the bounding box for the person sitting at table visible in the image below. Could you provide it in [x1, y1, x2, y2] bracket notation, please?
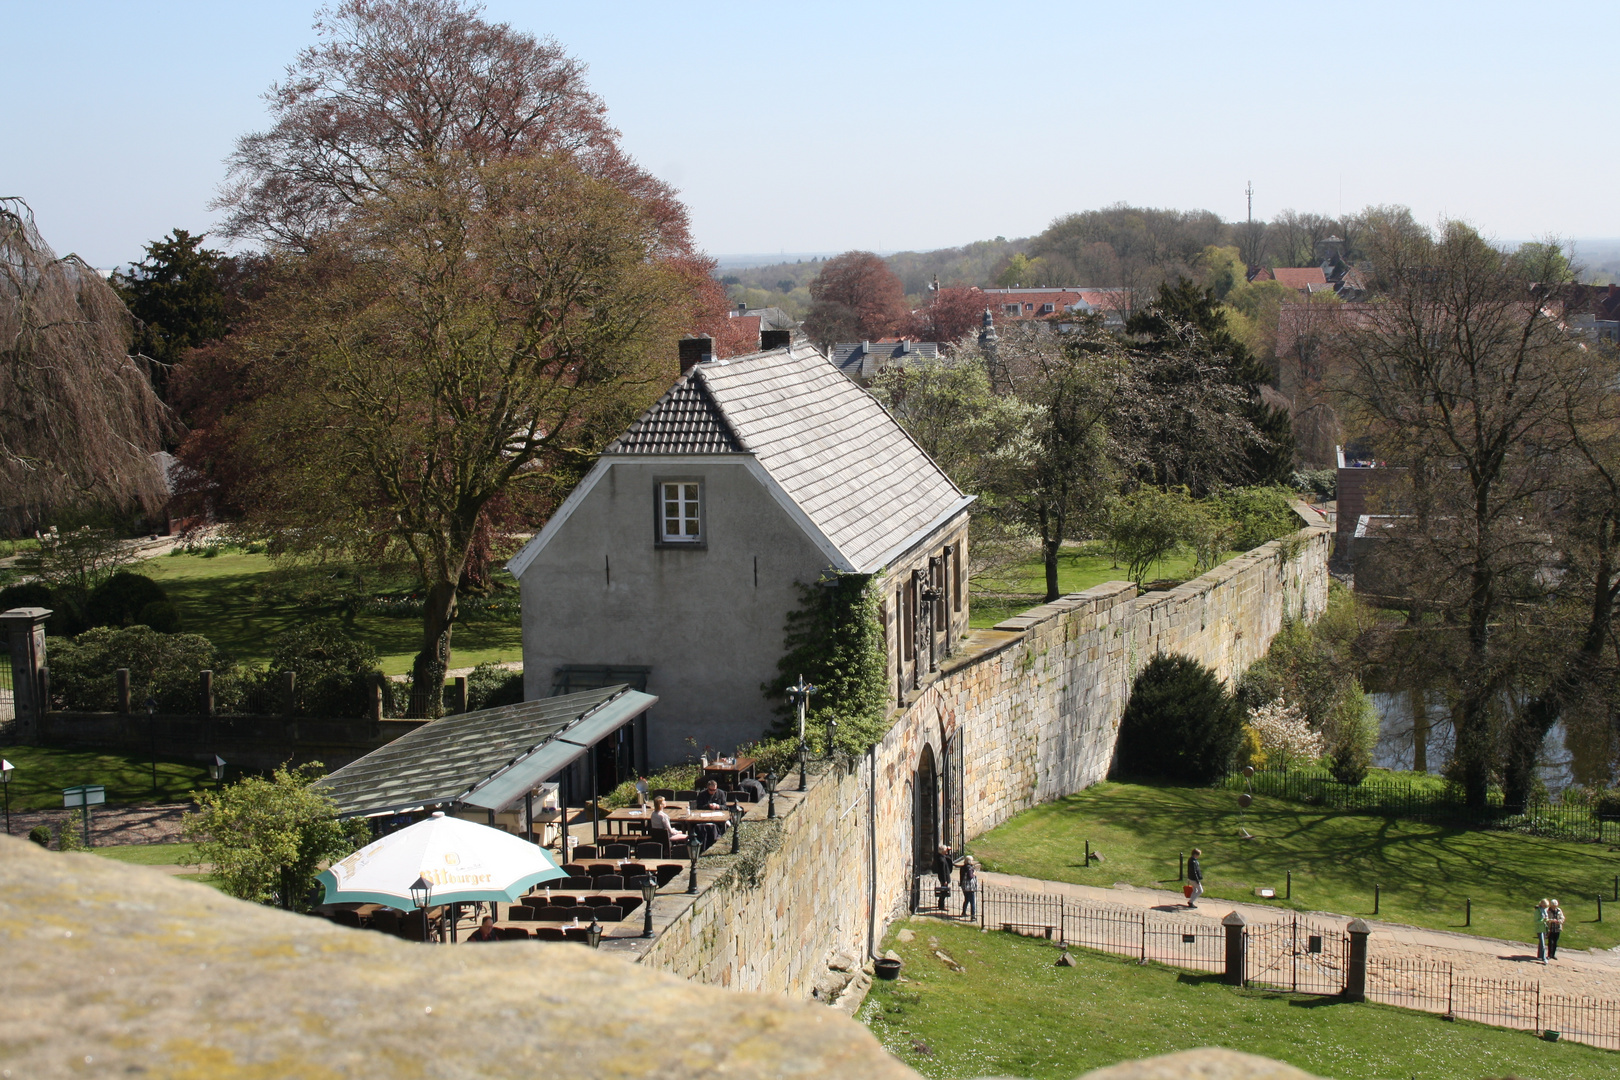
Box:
[692, 779, 731, 849]
[649, 796, 688, 850]
[468, 915, 501, 943]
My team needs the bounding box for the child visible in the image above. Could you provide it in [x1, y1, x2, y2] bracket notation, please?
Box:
[1187, 848, 1204, 908]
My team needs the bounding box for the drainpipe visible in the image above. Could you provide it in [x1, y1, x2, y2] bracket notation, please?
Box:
[867, 744, 878, 960]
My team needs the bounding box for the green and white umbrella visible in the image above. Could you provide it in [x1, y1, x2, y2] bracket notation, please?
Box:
[318, 811, 565, 908]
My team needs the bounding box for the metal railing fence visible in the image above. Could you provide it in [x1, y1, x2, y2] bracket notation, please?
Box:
[1221, 768, 1620, 844]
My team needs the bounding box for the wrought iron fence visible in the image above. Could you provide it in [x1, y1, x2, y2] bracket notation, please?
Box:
[915, 877, 1620, 1050]
[1367, 956, 1620, 1051]
[915, 878, 1224, 974]
[1245, 916, 1348, 996]
[0, 622, 13, 723]
[1221, 769, 1620, 844]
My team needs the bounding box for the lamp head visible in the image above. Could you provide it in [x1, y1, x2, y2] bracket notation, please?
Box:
[409, 875, 432, 910]
[0, 759, 12, 784]
[640, 873, 657, 903]
[208, 755, 227, 782]
[587, 917, 603, 949]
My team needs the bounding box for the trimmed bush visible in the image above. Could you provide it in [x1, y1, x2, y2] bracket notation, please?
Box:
[1115, 653, 1244, 784]
[48, 626, 237, 713]
[265, 621, 380, 718]
[465, 662, 524, 712]
[85, 571, 175, 632]
[28, 825, 51, 847]
[0, 581, 52, 611]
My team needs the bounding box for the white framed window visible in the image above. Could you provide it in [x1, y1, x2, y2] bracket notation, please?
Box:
[1003, 304, 1020, 315]
[1040, 303, 1055, 313]
[658, 480, 703, 544]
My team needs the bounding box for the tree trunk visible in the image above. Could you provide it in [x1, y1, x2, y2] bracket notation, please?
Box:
[1043, 536, 1061, 603]
[411, 578, 458, 719]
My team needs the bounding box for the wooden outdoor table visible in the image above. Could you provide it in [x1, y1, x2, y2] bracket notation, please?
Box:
[701, 756, 755, 786]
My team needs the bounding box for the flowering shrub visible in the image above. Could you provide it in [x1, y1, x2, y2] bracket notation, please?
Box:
[1246, 698, 1324, 770]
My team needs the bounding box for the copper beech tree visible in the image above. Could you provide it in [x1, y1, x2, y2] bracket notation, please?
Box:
[191, 0, 714, 715]
[803, 251, 908, 347]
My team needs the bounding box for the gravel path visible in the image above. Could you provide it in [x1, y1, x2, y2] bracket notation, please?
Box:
[5, 802, 192, 846]
[983, 870, 1620, 999]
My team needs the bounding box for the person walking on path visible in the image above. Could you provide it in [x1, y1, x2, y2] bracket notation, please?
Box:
[958, 855, 979, 920]
[1546, 899, 1565, 961]
[1186, 848, 1204, 908]
[1535, 898, 1550, 963]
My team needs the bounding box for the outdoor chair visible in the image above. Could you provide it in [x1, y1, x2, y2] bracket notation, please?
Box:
[603, 844, 631, 859]
[635, 841, 665, 860]
[729, 790, 751, 804]
[508, 905, 538, 921]
[675, 789, 696, 802]
[573, 846, 599, 860]
[561, 927, 588, 943]
[563, 905, 596, 922]
[592, 906, 624, 923]
[646, 828, 672, 854]
[581, 895, 614, 907]
[594, 874, 625, 891]
[586, 863, 615, 878]
[332, 910, 362, 928]
[561, 863, 586, 877]
[535, 927, 566, 941]
[501, 927, 531, 940]
[655, 864, 684, 887]
[650, 788, 675, 800]
[669, 842, 691, 860]
[739, 779, 765, 802]
[619, 862, 648, 878]
[560, 876, 593, 891]
[369, 910, 402, 935]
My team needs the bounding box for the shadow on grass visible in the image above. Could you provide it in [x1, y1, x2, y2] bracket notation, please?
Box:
[1285, 995, 1350, 1009]
[1174, 971, 1225, 987]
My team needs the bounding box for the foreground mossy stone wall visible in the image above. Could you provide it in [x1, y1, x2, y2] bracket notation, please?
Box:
[0, 835, 916, 1079]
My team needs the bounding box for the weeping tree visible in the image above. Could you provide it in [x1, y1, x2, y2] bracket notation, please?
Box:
[0, 200, 173, 533]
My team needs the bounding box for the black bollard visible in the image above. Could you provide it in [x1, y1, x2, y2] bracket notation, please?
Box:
[1179, 852, 1185, 881]
[1374, 884, 1381, 915]
[1465, 898, 1471, 927]
[1085, 840, 1090, 866]
[1286, 870, 1291, 900]
[1600, 896, 1605, 923]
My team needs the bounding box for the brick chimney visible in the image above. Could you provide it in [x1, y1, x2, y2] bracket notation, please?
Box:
[760, 329, 791, 350]
[678, 335, 712, 374]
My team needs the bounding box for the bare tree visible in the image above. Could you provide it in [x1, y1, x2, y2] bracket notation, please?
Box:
[1337, 220, 1598, 806]
[0, 200, 173, 533]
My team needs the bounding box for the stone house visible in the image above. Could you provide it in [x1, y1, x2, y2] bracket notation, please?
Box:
[507, 339, 974, 770]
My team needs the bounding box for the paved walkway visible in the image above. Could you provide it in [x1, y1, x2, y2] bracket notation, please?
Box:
[982, 870, 1620, 998]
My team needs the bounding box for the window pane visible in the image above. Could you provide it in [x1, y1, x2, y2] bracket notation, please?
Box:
[684, 484, 698, 502]
[685, 520, 699, 536]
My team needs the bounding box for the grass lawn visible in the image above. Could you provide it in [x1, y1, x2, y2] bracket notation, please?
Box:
[861, 919, 1618, 1079]
[93, 841, 199, 866]
[969, 781, 1620, 951]
[0, 745, 215, 811]
[139, 551, 522, 675]
[969, 544, 1240, 629]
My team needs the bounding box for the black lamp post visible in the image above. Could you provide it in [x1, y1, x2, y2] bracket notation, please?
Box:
[686, 832, 700, 895]
[1, 758, 12, 835]
[409, 875, 434, 943]
[826, 716, 838, 760]
[786, 675, 817, 792]
[639, 873, 657, 938]
[729, 801, 744, 854]
[587, 916, 603, 949]
[145, 697, 159, 798]
[765, 770, 777, 820]
[208, 755, 227, 791]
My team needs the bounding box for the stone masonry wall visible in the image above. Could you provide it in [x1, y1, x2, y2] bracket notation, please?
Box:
[643, 524, 1332, 998]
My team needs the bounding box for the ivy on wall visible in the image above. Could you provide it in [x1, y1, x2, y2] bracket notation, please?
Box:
[762, 569, 891, 757]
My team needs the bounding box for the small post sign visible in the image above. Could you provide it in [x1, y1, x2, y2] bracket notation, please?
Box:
[62, 785, 105, 848]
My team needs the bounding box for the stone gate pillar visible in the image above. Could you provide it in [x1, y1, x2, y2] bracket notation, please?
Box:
[1222, 910, 1247, 986]
[1345, 918, 1371, 1001]
[1, 607, 52, 744]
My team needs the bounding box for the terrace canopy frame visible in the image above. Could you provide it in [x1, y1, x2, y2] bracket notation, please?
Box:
[313, 685, 657, 819]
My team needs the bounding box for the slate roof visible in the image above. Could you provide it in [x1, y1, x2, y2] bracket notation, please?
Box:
[605, 373, 744, 454]
[689, 341, 968, 571]
[830, 340, 940, 382]
[312, 686, 654, 817]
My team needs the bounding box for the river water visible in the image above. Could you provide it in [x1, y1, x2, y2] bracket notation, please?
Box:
[1370, 691, 1586, 794]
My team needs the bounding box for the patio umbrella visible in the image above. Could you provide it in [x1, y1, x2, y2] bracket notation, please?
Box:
[317, 811, 566, 908]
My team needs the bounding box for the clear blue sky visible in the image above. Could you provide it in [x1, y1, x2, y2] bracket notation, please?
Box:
[4, 0, 1615, 269]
